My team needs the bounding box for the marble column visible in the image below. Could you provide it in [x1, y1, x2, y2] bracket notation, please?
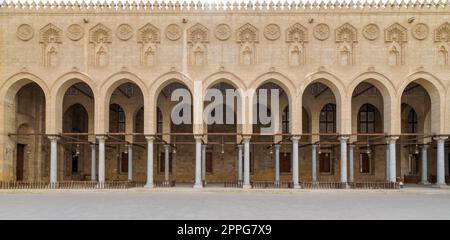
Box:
[164, 144, 170, 182]
[243, 136, 251, 189]
[387, 136, 398, 183]
[385, 143, 390, 181]
[434, 136, 448, 188]
[202, 144, 206, 183]
[339, 136, 349, 183]
[49, 136, 59, 187]
[90, 144, 96, 181]
[127, 144, 133, 181]
[145, 136, 154, 188]
[97, 135, 106, 188]
[274, 144, 280, 183]
[348, 144, 355, 182]
[420, 144, 430, 185]
[237, 144, 243, 182]
[194, 136, 203, 189]
[311, 144, 317, 183]
[291, 136, 301, 189]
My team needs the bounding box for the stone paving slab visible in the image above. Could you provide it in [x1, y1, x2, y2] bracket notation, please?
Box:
[0, 189, 450, 219]
[1, 187, 450, 219]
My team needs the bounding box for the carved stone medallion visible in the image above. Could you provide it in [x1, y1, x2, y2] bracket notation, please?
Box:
[67, 24, 84, 41]
[165, 24, 182, 41]
[362, 24, 379, 41]
[313, 23, 330, 41]
[215, 24, 231, 41]
[17, 24, 34, 41]
[412, 23, 429, 40]
[264, 24, 281, 41]
[116, 24, 134, 41]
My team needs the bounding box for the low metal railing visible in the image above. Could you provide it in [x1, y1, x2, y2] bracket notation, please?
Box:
[0, 180, 400, 190]
[348, 181, 400, 189]
[0, 181, 146, 189]
[251, 181, 293, 189]
[301, 182, 347, 189]
[154, 180, 175, 188]
[224, 180, 243, 188]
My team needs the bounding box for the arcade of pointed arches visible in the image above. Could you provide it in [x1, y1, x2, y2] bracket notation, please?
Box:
[1, 70, 449, 188]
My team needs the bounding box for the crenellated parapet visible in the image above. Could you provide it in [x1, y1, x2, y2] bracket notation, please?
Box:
[0, 0, 449, 13]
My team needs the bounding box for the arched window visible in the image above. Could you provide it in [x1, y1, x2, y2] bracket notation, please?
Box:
[282, 106, 289, 133]
[319, 104, 336, 133]
[359, 103, 376, 133]
[408, 109, 418, 133]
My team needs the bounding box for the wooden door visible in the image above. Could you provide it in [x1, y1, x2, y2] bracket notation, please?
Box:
[280, 152, 291, 173]
[121, 152, 128, 173]
[205, 152, 213, 173]
[16, 144, 25, 181]
[360, 153, 370, 173]
[319, 152, 331, 173]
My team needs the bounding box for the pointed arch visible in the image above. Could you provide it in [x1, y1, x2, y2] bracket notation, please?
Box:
[96, 71, 148, 134]
[349, 71, 397, 134]
[399, 71, 445, 134]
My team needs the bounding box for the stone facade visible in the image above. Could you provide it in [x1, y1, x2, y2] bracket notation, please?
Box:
[0, 2, 450, 186]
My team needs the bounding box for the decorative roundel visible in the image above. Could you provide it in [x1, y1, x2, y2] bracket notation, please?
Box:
[412, 23, 429, 40]
[264, 24, 281, 41]
[362, 23, 379, 41]
[165, 24, 182, 41]
[215, 24, 232, 41]
[313, 23, 330, 41]
[17, 24, 34, 41]
[116, 24, 134, 41]
[67, 24, 84, 41]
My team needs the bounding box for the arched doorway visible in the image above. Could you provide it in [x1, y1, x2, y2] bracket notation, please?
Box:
[7, 82, 46, 181]
[61, 82, 94, 181]
[351, 82, 385, 181]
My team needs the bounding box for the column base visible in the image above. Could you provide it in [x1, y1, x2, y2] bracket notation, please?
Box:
[432, 183, 449, 188]
[193, 183, 203, 189]
[144, 183, 154, 188]
[419, 181, 431, 185]
[242, 184, 252, 189]
[97, 182, 105, 189]
[293, 184, 301, 189]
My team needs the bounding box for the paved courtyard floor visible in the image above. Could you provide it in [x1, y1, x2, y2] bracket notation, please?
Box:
[1, 188, 450, 219]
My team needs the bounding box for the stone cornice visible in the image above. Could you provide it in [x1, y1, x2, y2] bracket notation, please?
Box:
[0, 0, 449, 14]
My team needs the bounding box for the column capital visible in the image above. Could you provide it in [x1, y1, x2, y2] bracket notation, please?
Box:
[163, 144, 171, 150]
[201, 144, 207, 149]
[194, 134, 203, 141]
[433, 135, 449, 141]
[237, 144, 243, 150]
[96, 135, 107, 141]
[274, 144, 281, 150]
[145, 136, 155, 143]
[291, 135, 301, 142]
[348, 144, 356, 149]
[338, 135, 349, 142]
[242, 135, 252, 141]
[47, 135, 60, 141]
[385, 135, 399, 143]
